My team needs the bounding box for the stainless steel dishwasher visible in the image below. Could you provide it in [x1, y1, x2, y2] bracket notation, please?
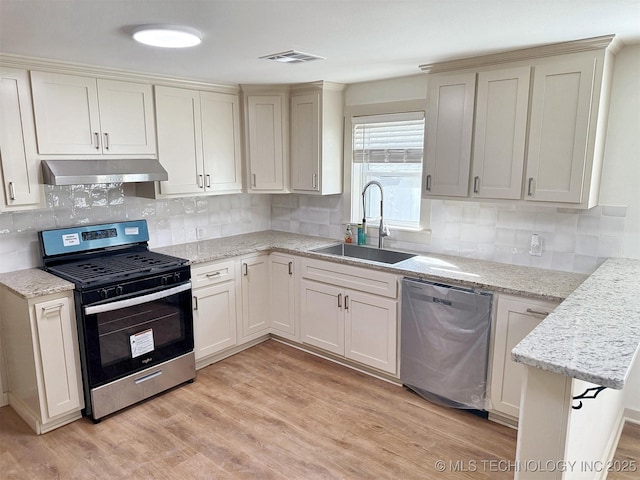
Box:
[400, 278, 492, 412]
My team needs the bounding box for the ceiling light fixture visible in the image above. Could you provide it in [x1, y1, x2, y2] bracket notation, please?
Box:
[260, 50, 325, 64]
[132, 24, 202, 48]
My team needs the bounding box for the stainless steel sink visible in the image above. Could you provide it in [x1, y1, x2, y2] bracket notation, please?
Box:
[312, 243, 416, 264]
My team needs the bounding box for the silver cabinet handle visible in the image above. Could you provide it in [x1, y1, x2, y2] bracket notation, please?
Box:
[526, 308, 550, 317]
[473, 176, 480, 194]
[312, 173, 318, 189]
[8, 182, 16, 201]
[41, 302, 65, 314]
[206, 271, 221, 278]
[337, 293, 342, 308]
[425, 174, 432, 192]
[94, 132, 100, 150]
[288, 261, 293, 276]
[197, 174, 204, 188]
[206, 174, 211, 188]
[193, 295, 198, 310]
[527, 177, 535, 196]
[243, 263, 248, 276]
[344, 295, 349, 311]
[103, 132, 110, 150]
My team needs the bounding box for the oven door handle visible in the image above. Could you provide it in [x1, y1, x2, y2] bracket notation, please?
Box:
[84, 282, 192, 316]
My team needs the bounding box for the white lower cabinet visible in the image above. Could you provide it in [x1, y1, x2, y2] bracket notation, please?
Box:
[299, 259, 399, 375]
[0, 288, 83, 434]
[191, 260, 237, 364]
[239, 253, 271, 341]
[344, 290, 397, 374]
[269, 253, 297, 340]
[300, 279, 344, 355]
[490, 294, 558, 421]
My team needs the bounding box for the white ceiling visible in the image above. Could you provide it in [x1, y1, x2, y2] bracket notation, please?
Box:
[1, 0, 639, 85]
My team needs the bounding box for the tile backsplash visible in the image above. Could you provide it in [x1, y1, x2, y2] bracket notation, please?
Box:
[425, 200, 627, 274]
[0, 185, 630, 275]
[0, 184, 271, 273]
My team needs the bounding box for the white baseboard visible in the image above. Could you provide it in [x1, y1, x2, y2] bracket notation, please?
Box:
[624, 407, 640, 424]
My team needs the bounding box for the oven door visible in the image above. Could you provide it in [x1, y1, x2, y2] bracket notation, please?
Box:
[82, 282, 194, 387]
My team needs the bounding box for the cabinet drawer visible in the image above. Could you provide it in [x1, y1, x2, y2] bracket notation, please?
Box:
[300, 258, 398, 299]
[191, 260, 235, 289]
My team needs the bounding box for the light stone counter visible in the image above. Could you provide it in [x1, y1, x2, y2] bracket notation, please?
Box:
[154, 230, 586, 302]
[513, 257, 640, 389]
[0, 268, 74, 299]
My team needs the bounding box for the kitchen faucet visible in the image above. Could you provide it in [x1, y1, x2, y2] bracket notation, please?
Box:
[362, 180, 390, 248]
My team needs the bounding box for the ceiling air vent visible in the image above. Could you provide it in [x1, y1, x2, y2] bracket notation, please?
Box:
[259, 50, 325, 64]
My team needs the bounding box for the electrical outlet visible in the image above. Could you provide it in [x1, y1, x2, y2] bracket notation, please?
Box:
[529, 233, 543, 256]
[196, 227, 204, 240]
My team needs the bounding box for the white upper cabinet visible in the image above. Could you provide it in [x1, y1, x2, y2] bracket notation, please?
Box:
[423, 72, 476, 197]
[153, 86, 242, 197]
[472, 66, 530, 200]
[421, 35, 620, 208]
[242, 87, 289, 193]
[30, 71, 156, 156]
[155, 86, 203, 195]
[290, 82, 344, 195]
[200, 91, 243, 194]
[0, 67, 41, 210]
[525, 53, 600, 206]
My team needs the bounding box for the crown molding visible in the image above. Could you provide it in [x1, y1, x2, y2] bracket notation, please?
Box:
[420, 35, 622, 74]
[0, 53, 239, 93]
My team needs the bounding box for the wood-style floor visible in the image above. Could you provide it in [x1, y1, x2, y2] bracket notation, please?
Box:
[0, 340, 638, 479]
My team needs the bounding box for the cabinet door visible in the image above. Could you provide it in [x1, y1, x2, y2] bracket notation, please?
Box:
[30, 71, 101, 154]
[33, 296, 83, 420]
[200, 91, 242, 193]
[246, 95, 285, 191]
[299, 279, 344, 355]
[525, 56, 596, 203]
[155, 86, 204, 195]
[240, 255, 270, 339]
[290, 92, 320, 192]
[424, 72, 476, 197]
[269, 254, 296, 337]
[0, 68, 40, 208]
[345, 290, 397, 374]
[96, 79, 156, 155]
[193, 282, 237, 360]
[473, 67, 530, 200]
[490, 295, 557, 419]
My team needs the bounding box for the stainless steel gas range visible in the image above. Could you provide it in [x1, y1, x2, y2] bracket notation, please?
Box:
[39, 220, 195, 422]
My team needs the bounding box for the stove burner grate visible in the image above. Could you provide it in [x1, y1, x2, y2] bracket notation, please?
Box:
[48, 251, 186, 285]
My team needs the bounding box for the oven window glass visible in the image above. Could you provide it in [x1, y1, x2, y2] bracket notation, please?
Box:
[97, 299, 183, 367]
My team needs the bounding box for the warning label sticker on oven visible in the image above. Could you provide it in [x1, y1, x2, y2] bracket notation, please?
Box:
[130, 329, 155, 358]
[62, 233, 80, 247]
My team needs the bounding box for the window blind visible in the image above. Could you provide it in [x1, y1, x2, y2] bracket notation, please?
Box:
[352, 112, 425, 164]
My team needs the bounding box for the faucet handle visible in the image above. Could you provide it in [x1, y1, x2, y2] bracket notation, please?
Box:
[381, 223, 391, 238]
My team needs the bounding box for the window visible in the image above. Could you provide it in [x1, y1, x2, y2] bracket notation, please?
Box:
[351, 112, 425, 230]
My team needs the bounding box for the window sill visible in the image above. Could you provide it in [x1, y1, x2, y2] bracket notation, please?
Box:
[364, 225, 432, 246]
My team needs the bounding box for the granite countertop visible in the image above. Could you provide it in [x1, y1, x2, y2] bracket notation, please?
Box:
[154, 230, 587, 302]
[513, 258, 640, 389]
[0, 268, 74, 299]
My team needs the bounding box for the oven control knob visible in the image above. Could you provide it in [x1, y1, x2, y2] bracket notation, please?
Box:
[161, 275, 169, 286]
[173, 272, 181, 282]
[99, 288, 109, 299]
[115, 285, 124, 296]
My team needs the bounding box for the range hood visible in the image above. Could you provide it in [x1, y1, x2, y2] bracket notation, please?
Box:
[41, 159, 168, 185]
